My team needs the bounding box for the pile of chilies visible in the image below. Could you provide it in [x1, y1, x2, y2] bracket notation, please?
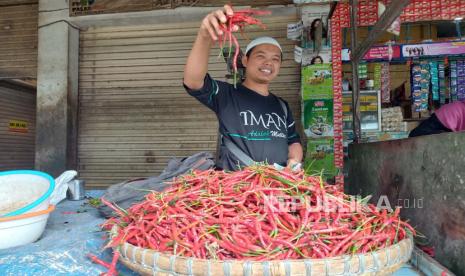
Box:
[217, 8, 271, 86]
[101, 165, 415, 261]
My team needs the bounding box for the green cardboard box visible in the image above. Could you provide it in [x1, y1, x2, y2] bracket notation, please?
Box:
[303, 99, 334, 138]
[304, 138, 338, 179]
[302, 64, 333, 100]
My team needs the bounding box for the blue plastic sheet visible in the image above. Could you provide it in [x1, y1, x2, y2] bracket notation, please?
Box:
[0, 190, 136, 276]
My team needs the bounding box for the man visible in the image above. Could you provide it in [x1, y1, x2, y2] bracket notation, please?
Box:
[409, 101, 465, 137]
[183, 5, 303, 171]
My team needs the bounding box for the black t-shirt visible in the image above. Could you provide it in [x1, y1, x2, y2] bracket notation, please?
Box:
[184, 74, 301, 171]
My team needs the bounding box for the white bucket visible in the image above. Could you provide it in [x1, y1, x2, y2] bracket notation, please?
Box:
[0, 170, 55, 217]
[0, 205, 55, 249]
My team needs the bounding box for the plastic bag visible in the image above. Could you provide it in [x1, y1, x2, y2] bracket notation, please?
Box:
[50, 170, 78, 205]
[98, 152, 215, 218]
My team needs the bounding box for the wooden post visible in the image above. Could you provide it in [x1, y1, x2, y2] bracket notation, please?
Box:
[353, 0, 411, 61]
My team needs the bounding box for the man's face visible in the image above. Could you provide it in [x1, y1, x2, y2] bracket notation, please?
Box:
[242, 44, 282, 84]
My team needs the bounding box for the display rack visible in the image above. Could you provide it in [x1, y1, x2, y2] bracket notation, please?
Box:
[330, 0, 465, 186]
[342, 90, 382, 132]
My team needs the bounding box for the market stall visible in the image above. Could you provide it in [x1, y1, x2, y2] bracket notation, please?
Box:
[335, 0, 465, 142]
[297, 0, 465, 186]
[1, 0, 463, 275]
[330, 1, 465, 274]
[340, 40, 465, 145]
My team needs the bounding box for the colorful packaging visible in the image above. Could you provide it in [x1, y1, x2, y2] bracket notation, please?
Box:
[304, 138, 338, 180]
[358, 63, 368, 79]
[429, 61, 439, 101]
[380, 63, 391, 103]
[374, 63, 381, 90]
[303, 99, 334, 138]
[302, 64, 333, 100]
[450, 60, 458, 102]
[456, 60, 465, 101]
[438, 62, 446, 104]
[411, 61, 430, 112]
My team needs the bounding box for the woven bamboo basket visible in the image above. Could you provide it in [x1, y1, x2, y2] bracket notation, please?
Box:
[114, 236, 413, 276]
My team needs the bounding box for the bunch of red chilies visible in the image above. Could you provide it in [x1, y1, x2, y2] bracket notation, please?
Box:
[102, 165, 415, 261]
[218, 8, 271, 86]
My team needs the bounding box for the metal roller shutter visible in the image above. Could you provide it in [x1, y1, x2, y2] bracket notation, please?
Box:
[78, 14, 301, 188]
[0, 2, 38, 78]
[0, 82, 36, 170]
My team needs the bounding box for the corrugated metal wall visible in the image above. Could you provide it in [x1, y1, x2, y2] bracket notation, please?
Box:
[78, 14, 301, 188]
[173, 0, 293, 7]
[0, 81, 36, 170]
[70, 0, 293, 16]
[0, 1, 38, 78]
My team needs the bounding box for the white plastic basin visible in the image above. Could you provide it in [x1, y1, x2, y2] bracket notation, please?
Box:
[0, 170, 55, 217]
[0, 205, 55, 249]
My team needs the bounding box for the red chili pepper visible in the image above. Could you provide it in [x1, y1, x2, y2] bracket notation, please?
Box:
[212, 7, 271, 87]
[100, 165, 416, 261]
[88, 254, 111, 269]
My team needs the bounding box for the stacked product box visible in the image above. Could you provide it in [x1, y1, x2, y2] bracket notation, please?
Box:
[380, 63, 391, 103]
[356, 0, 377, 26]
[411, 61, 430, 112]
[457, 60, 465, 101]
[301, 64, 337, 180]
[374, 63, 381, 91]
[302, 64, 333, 100]
[438, 61, 446, 105]
[304, 138, 338, 178]
[330, 16, 344, 185]
[303, 99, 334, 138]
[358, 63, 368, 79]
[381, 107, 408, 132]
[422, 60, 446, 106]
[430, 61, 439, 102]
[450, 60, 458, 101]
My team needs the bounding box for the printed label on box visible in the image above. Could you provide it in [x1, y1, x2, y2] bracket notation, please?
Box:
[304, 138, 338, 179]
[303, 99, 334, 138]
[302, 64, 333, 100]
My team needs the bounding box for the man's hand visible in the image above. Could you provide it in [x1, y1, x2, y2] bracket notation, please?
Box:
[287, 142, 303, 171]
[184, 5, 238, 90]
[199, 5, 237, 42]
[286, 158, 302, 171]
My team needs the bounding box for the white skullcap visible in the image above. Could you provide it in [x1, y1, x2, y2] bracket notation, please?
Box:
[245, 36, 282, 56]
